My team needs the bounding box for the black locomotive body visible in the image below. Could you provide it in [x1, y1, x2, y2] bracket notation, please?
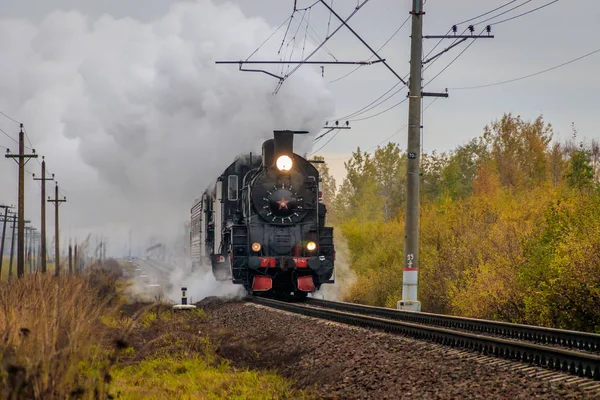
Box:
[189, 130, 335, 296]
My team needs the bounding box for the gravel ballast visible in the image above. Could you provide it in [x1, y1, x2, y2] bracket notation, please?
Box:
[196, 297, 592, 399]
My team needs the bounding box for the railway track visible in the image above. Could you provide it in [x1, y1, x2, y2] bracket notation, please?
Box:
[305, 297, 600, 353]
[246, 296, 600, 383]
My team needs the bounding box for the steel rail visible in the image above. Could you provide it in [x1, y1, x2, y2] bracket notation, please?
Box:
[305, 298, 600, 353]
[247, 296, 600, 380]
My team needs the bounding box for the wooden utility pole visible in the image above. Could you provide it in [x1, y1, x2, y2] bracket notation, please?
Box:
[8, 214, 17, 280]
[25, 226, 36, 274]
[33, 157, 54, 273]
[74, 244, 78, 273]
[48, 183, 66, 276]
[5, 124, 38, 278]
[0, 205, 13, 277]
[68, 244, 72, 274]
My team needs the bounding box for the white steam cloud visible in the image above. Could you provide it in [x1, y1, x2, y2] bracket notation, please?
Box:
[0, 1, 335, 263]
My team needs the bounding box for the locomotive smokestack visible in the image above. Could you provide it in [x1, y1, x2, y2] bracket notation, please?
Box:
[274, 130, 295, 160]
[272, 130, 308, 172]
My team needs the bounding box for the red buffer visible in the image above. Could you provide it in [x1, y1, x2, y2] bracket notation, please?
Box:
[252, 276, 273, 291]
[297, 276, 315, 292]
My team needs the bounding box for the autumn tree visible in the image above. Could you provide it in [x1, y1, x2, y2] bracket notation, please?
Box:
[566, 145, 595, 189]
[311, 155, 337, 213]
[483, 114, 553, 189]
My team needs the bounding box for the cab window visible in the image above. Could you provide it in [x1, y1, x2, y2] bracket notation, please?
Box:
[228, 175, 238, 201]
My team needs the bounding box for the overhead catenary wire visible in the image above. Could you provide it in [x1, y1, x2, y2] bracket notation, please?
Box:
[309, 128, 342, 156]
[425, 1, 562, 88]
[326, 0, 334, 37]
[424, 27, 486, 88]
[247, 16, 293, 61]
[329, 14, 411, 84]
[367, 97, 439, 152]
[331, 1, 521, 126]
[275, 0, 374, 93]
[301, 7, 312, 59]
[475, 0, 535, 26]
[451, 47, 600, 90]
[349, 97, 408, 122]
[454, 0, 518, 25]
[487, 0, 559, 26]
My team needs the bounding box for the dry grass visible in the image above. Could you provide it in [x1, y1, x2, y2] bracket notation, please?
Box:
[1, 256, 59, 280]
[0, 259, 311, 399]
[0, 271, 122, 399]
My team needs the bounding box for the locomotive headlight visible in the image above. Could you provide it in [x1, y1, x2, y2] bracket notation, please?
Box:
[276, 155, 293, 171]
[306, 241, 317, 251]
[252, 242, 261, 252]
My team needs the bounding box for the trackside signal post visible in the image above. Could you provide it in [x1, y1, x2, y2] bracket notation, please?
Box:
[398, 0, 424, 312]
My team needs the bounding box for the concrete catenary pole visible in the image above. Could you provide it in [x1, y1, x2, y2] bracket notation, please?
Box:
[399, 0, 424, 312]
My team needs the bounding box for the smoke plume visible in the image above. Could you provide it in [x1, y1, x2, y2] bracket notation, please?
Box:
[0, 0, 334, 258]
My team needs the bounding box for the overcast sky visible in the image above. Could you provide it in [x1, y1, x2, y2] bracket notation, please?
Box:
[0, 0, 598, 256]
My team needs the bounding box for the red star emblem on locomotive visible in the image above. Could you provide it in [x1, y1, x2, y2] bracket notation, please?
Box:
[276, 196, 289, 209]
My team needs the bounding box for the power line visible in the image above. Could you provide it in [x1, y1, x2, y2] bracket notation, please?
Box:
[423, 1, 514, 65]
[247, 15, 292, 61]
[424, 27, 485, 87]
[309, 128, 341, 155]
[488, 0, 559, 25]
[337, 1, 510, 122]
[454, 0, 518, 25]
[0, 127, 19, 146]
[23, 129, 35, 153]
[321, 96, 440, 160]
[349, 96, 408, 122]
[329, 15, 411, 83]
[367, 96, 439, 152]
[476, 0, 535, 26]
[0, 109, 20, 125]
[451, 47, 600, 90]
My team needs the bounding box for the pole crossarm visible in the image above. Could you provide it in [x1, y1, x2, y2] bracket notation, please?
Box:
[424, 34, 495, 39]
[216, 60, 385, 65]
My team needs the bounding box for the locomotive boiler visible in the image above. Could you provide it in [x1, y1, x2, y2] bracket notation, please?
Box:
[189, 130, 335, 297]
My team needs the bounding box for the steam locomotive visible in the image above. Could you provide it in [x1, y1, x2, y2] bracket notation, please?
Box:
[189, 130, 335, 297]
